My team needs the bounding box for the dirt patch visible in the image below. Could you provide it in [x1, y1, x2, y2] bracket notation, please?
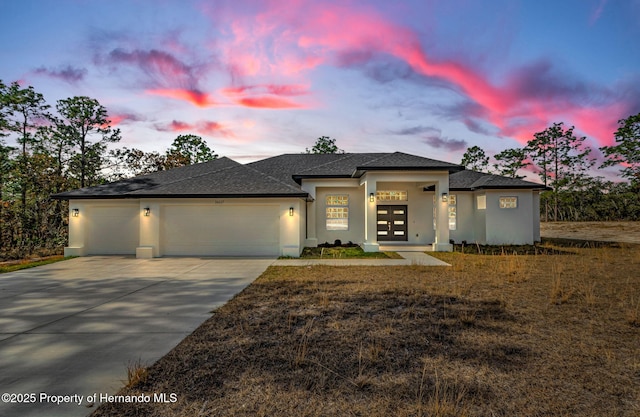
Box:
[541, 221, 640, 244]
[91, 246, 640, 417]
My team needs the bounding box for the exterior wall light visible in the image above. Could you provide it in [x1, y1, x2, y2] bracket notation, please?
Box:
[441, 192, 448, 202]
[369, 193, 375, 202]
[289, 207, 294, 216]
[72, 208, 79, 217]
[143, 207, 151, 216]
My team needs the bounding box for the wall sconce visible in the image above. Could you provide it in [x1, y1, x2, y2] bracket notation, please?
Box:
[143, 207, 150, 216]
[369, 193, 375, 202]
[72, 208, 79, 217]
[441, 192, 448, 202]
[289, 207, 294, 216]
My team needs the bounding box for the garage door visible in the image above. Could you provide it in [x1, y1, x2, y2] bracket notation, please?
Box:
[86, 206, 139, 255]
[161, 205, 280, 256]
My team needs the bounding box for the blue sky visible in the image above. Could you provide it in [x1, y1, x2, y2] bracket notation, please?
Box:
[1, 0, 639, 179]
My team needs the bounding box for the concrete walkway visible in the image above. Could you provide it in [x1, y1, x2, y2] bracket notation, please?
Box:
[272, 251, 450, 266]
[0, 256, 274, 417]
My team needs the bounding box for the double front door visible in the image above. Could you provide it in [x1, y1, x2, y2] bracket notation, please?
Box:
[376, 205, 408, 241]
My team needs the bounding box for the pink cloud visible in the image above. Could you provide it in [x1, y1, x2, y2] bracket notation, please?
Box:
[104, 48, 221, 107]
[205, 0, 632, 146]
[198, 121, 235, 137]
[567, 103, 627, 147]
[108, 48, 195, 84]
[108, 112, 143, 126]
[167, 120, 191, 131]
[156, 119, 235, 138]
[220, 83, 309, 108]
[236, 96, 305, 109]
[221, 83, 309, 97]
[146, 88, 217, 107]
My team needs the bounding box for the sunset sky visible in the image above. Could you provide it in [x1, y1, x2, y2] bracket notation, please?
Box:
[1, 0, 639, 179]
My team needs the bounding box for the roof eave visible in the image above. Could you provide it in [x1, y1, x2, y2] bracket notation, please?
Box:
[425, 185, 548, 192]
[51, 192, 310, 200]
[354, 166, 464, 176]
[292, 174, 353, 184]
[472, 185, 550, 191]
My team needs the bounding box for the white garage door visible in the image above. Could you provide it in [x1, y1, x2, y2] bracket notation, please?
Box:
[161, 205, 280, 256]
[86, 206, 139, 255]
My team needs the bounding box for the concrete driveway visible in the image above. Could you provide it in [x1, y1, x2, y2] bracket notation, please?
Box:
[0, 256, 274, 417]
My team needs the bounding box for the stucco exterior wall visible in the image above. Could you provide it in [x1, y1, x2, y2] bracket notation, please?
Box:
[375, 181, 434, 245]
[315, 186, 365, 245]
[66, 197, 304, 258]
[66, 199, 140, 256]
[358, 171, 451, 251]
[473, 193, 487, 244]
[65, 182, 542, 257]
[449, 192, 474, 243]
[533, 191, 541, 241]
[298, 199, 307, 254]
[485, 190, 535, 244]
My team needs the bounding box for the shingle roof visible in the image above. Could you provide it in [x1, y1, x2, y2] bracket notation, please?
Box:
[52, 157, 307, 199]
[246, 153, 354, 187]
[449, 170, 547, 190]
[248, 152, 462, 184]
[293, 153, 390, 177]
[357, 152, 463, 170]
[52, 153, 542, 200]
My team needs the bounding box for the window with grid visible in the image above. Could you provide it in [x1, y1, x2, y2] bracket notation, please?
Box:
[326, 195, 349, 230]
[499, 196, 518, 209]
[376, 190, 407, 201]
[448, 194, 457, 230]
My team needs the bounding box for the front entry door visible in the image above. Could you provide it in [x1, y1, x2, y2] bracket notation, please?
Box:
[376, 205, 408, 241]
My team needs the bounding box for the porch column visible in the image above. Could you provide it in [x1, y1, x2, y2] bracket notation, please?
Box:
[302, 184, 318, 247]
[433, 178, 453, 252]
[362, 180, 379, 252]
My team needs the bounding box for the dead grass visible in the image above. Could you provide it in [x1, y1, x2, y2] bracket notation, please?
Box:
[0, 255, 68, 274]
[92, 245, 640, 417]
[123, 359, 149, 389]
[541, 221, 640, 244]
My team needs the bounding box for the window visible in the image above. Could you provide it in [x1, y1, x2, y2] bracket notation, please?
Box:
[376, 190, 407, 201]
[499, 196, 518, 209]
[326, 195, 349, 230]
[326, 195, 348, 206]
[477, 195, 486, 210]
[433, 194, 457, 230]
[433, 195, 436, 230]
[448, 194, 457, 230]
[448, 194, 456, 206]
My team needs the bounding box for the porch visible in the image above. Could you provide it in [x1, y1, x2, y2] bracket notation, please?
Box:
[302, 171, 454, 252]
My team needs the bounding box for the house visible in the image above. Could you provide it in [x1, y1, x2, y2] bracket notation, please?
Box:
[52, 152, 546, 258]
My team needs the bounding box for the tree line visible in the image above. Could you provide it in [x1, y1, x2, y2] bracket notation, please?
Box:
[0, 81, 217, 259]
[460, 116, 640, 222]
[1, 80, 638, 259]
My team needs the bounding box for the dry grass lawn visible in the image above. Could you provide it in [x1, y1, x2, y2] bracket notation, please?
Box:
[541, 221, 640, 244]
[92, 245, 640, 417]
